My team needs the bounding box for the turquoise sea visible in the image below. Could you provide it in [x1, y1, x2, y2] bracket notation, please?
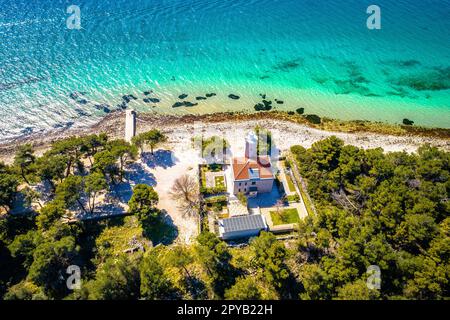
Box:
[0, 0, 449, 139]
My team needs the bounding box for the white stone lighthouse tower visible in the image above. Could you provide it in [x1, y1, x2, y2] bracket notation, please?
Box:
[245, 131, 258, 160]
[125, 109, 136, 143]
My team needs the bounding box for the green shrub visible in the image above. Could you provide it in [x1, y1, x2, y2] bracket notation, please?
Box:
[305, 114, 321, 124]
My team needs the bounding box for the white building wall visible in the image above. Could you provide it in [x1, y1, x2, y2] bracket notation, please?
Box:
[233, 178, 274, 195]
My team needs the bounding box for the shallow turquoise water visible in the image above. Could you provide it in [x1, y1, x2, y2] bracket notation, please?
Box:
[0, 0, 449, 139]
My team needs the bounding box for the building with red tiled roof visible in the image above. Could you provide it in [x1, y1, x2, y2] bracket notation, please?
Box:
[231, 132, 274, 197]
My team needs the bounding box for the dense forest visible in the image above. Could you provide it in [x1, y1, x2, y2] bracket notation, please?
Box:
[291, 137, 449, 299]
[0, 133, 448, 300]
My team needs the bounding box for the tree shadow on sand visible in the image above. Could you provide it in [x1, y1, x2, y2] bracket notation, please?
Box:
[141, 209, 178, 245]
[142, 150, 178, 169]
[126, 162, 157, 186]
[108, 162, 157, 204]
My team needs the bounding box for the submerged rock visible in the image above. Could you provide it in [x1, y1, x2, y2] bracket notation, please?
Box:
[296, 108, 305, 115]
[143, 97, 160, 103]
[196, 96, 207, 100]
[254, 103, 265, 111]
[172, 101, 198, 108]
[178, 94, 188, 99]
[172, 102, 184, 108]
[275, 99, 284, 104]
[254, 99, 273, 111]
[77, 99, 88, 105]
[228, 94, 240, 100]
[21, 127, 34, 134]
[74, 108, 90, 117]
[184, 101, 198, 107]
[205, 93, 216, 97]
[69, 91, 87, 100]
[94, 104, 111, 113]
[117, 102, 128, 109]
[262, 100, 272, 107]
[122, 94, 138, 103]
[402, 118, 414, 126]
[143, 90, 153, 95]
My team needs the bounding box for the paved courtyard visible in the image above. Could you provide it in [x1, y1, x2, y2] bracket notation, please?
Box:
[205, 171, 226, 188]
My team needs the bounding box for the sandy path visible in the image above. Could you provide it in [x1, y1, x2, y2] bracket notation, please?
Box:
[145, 139, 202, 245]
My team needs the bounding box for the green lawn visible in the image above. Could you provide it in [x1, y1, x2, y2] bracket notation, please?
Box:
[285, 173, 296, 192]
[286, 194, 300, 202]
[215, 176, 225, 189]
[270, 208, 300, 225]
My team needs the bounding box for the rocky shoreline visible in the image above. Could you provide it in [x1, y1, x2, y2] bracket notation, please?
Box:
[0, 110, 449, 163]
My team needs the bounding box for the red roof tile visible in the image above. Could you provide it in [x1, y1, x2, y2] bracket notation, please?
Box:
[232, 156, 273, 180]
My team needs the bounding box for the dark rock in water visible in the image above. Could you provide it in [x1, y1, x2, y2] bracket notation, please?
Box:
[69, 91, 87, 100]
[74, 108, 89, 117]
[287, 111, 295, 115]
[21, 127, 34, 134]
[77, 99, 88, 105]
[254, 99, 273, 111]
[63, 121, 75, 128]
[179, 94, 188, 99]
[172, 101, 198, 108]
[94, 104, 111, 111]
[262, 100, 272, 107]
[172, 102, 185, 108]
[260, 75, 270, 80]
[228, 94, 240, 100]
[122, 94, 138, 103]
[143, 97, 160, 103]
[171, 76, 176, 81]
[402, 118, 414, 126]
[94, 104, 112, 113]
[275, 99, 284, 104]
[259, 93, 266, 99]
[117, 102, 128, 109]
[205, 93, 216, 98]
[254, 103, 265, 111]
[196, 96, 207, 100]
[143, 91, 153, 96]
[184, 101, 198, 107]
[296, 108, 304, 115]
[273, 59, 302, 72]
